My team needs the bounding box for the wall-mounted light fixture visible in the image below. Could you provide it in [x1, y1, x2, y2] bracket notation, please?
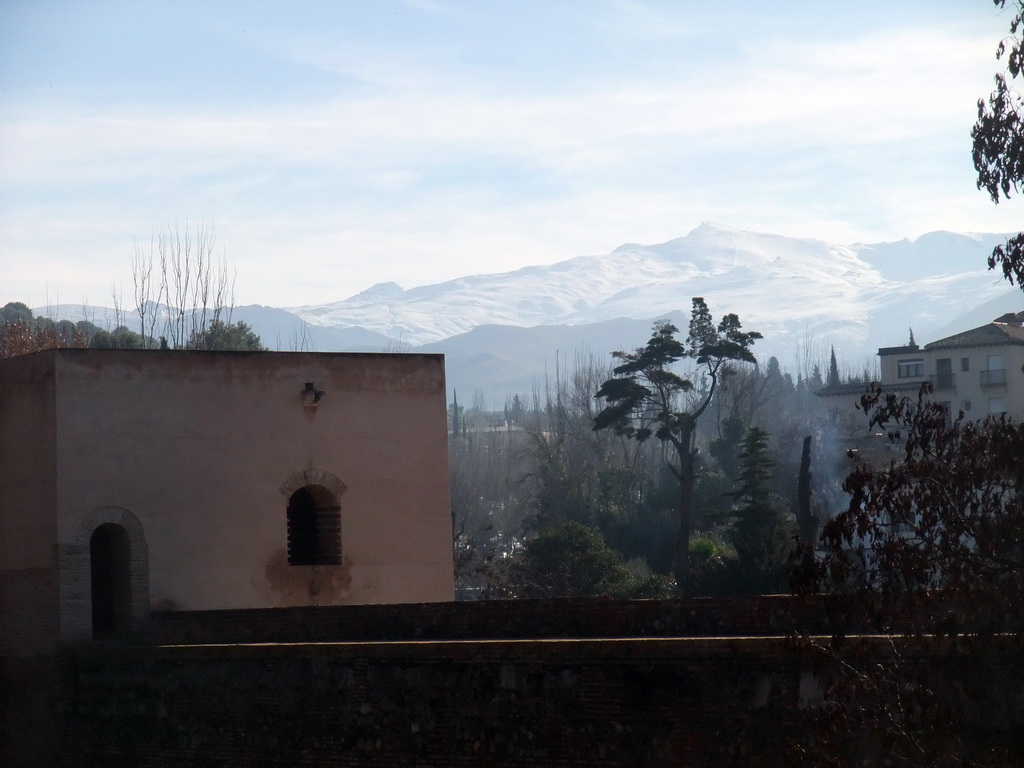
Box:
[302, 382, 326, 408]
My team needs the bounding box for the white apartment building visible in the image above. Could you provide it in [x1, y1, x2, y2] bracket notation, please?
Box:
[878, 312, 1024, 420]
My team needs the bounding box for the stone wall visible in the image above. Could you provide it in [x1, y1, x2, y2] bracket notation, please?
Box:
[6, 597, 1020, 767]
[144, 594, 851, 645]
[63, 636, 808, 767]
[0, 568, 61, 767]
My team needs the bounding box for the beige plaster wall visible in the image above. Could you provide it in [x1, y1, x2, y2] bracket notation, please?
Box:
[880, 344, 1024, 420]
[50, 350, 453, 612]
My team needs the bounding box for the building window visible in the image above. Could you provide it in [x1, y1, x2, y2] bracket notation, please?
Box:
[981, 354, 1007, 386]
[287, 485, 341, 565]
[960, 357, 970, 372]
[982, 369, 1007, 385]
[897, 359, 924, 379]
[962, 399, 971, 412]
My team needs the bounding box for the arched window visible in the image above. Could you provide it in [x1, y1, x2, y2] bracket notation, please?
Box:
[287, 485, 341, 565]
[90, 523, 132, 637]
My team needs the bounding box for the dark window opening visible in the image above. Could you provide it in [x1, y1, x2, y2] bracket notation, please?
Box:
[897, 359, 924, 379]
[287, 485, 341, 565]
[90, 523, 132, 637]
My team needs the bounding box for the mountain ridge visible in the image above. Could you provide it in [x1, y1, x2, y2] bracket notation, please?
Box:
[33, 223, 1023, 407]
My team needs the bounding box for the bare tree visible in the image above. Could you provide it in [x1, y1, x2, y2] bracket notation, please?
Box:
[131, 237, 160, 347]
[383, 336, 411, 354]
[131, 221, 235, 349]
[289, 322, 315, 352]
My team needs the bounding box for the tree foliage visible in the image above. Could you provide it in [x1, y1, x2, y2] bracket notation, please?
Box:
[973, 0, 1024, 286]
[812, 385, 1024, 605]
[451, 329, 842, 600]
[0, 302, 33, 324]
[791, 384, 1024, 766]
[594, 298, 761, 583]
[185, 319, 266, 351]
[0, 303, 90, 359]
[726, 427, 793, 595]
[494, 521, 672, 599]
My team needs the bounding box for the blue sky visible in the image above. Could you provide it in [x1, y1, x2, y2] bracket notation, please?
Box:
[1, 1, 1020, 309]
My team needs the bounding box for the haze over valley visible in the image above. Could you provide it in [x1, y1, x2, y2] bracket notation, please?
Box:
[41, 223, 1023, 406]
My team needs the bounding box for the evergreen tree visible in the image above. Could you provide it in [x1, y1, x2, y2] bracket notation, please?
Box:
[184, 320, 265, 351]
[827, 346, 840, 388]
[497, 521, 671, 599]
[0, 302, 33, 324]
[708, 415, 746, 483]
[450, 391, 461, 440]
[726, 427, 792, 594]
[594, 298, 761, 584]
[809, 364, 824, 390]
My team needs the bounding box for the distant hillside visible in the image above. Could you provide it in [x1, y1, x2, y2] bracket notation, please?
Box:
[36, 223, 1022, 407]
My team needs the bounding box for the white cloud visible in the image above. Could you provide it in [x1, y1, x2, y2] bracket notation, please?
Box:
[0, 6, 1019, 309]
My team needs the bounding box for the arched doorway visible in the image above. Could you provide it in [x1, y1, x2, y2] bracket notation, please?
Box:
[90, 523, 132, 637]
[286, 485, 341, 565]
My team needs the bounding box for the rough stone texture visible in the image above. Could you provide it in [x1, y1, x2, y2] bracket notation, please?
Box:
[62, 638, 806, 768]
[141, 594, 887, 645]
[0, 568, 61, 767]
[57, 632, 1023, 767]
[4, 597, 1022, 767]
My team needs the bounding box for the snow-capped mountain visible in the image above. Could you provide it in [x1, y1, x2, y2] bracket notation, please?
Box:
[285, 222, 1012, 350]
[38, 223, 1022, 407]
[287, 222, 1020, 403]
[287, 223, 888, 347]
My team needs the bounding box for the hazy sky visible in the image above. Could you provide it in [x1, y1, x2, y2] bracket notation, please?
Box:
[1, 0, 1020, 309]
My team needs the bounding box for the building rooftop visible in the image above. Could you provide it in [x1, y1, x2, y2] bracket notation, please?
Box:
[924, 312, 1024, 351]
[878, 343, 920, 357]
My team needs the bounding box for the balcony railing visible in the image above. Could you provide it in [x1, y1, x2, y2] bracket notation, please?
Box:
[980, 369, 1007, 386]
[930, 373, 955, 390]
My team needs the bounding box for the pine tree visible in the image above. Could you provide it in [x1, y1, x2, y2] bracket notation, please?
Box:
[727, 427, 793, 594]
[450, 391, 461, 440]
[809, 364, 824, 389]
[594, 299, 761, 584]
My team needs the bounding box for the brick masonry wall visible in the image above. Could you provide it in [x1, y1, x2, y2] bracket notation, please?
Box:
[59, 634, 1023, 768]
[144, 594, 856, 645]
[0, 568, 62, 768]
[7, 596, 1019, 766]
[0, 567, 59, 656]
[63, 637, 809, 768]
